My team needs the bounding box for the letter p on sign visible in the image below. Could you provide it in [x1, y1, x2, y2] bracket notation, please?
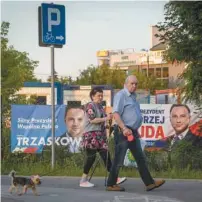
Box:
[48, 8, 60, 32]
[40, 3, 66, 46]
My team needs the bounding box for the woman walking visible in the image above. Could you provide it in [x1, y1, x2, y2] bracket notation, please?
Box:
[80, 87, 126, 187]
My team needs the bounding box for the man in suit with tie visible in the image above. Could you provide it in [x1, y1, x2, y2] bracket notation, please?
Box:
[59, 105, 85, 153]
[169, 104, 202, 150]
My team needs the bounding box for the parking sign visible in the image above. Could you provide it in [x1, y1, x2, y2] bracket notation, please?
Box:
[41, 3, 66, 46]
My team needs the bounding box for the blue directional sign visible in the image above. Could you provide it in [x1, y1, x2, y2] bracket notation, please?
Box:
[41, 3, 66, 46]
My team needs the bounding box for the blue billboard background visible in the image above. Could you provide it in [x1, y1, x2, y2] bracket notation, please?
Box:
[11, 105, 67, 153]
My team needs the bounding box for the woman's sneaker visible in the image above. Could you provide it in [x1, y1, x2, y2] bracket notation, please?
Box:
[116, 177, 127, 185]
[79, 181, 95, 188]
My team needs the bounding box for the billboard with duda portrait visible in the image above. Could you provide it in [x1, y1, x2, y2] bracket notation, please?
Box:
[11, 104, 201, 154]
[139, 104, 201, 146]
[124, 104, 202, 166]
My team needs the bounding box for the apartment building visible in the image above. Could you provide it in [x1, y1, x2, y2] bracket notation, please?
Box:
[96, 26, 186, 87]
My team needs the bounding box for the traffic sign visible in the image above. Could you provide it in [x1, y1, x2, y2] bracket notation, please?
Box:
[41, 3, 66, 46]
[38, 3, 67, 168]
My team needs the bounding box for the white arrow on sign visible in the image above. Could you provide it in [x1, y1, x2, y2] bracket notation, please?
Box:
[56, 35, 64, 41]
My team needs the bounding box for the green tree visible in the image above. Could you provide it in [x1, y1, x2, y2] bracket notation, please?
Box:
[110, 67, 126, 89]
[75, 65, 126, 88]
[47, 70, 59, 82]
[156, 1, 202, 106]
[75, 65, 98, 85]
[1, 22, 40, 160]
[1, 21, 39, 120]
[47, 71, 74, 84]
[130, 70, 167, 94]
[58, 76, 74, 85]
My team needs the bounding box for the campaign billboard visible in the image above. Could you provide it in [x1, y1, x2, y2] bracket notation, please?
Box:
[139, 104, 200, 146]
[123, 104, 201, 167]
[11, 104, 201, 154]
[12, 105, 66, 153]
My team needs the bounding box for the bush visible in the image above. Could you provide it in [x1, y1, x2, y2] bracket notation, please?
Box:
[1, 127, 202, 178]
[145, 150, 170, 172]
[170, 140, 202, 170]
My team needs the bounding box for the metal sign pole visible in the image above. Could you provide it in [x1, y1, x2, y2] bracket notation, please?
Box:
[51, 45, 55, 169]
[39, 3, 66, 169]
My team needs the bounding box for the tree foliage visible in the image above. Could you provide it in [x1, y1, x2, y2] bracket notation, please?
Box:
[130, 70, 167, 94]
[74, 64, 166, 93]
[75, 65, 126, 89]
[1, 22, 39, 120]
[156, 1, 202, 106]
[47, 70, 59, 82]
[59, 76, 74, 85]
[47, 70, 74, 85]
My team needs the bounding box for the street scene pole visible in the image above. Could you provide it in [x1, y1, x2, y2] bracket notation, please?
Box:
[39, 3, 66, 169]
[51, 45, 55, 169]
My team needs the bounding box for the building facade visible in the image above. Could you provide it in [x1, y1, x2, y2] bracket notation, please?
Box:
[16, 82, 114, 106]
[96, 26, 186, 87]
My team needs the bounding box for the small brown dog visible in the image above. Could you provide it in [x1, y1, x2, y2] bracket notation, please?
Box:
[9, 170, 41, 196]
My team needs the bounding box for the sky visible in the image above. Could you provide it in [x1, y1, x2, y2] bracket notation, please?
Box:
[1, 0, 167, 81]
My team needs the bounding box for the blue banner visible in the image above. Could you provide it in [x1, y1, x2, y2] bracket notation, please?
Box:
[11, 104, 201, 154]
[11, 105, 67, 153]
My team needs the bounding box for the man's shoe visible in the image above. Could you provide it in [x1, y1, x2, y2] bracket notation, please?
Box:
[116, 177, 127, 185]
[106, 185, 125, 191]
[146, 179, 165, 191]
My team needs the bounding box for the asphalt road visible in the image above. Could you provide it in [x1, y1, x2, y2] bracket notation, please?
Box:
[1, 176, 202, 202]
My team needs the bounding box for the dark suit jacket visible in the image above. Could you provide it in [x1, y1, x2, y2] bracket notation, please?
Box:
[58, 132, 83, 153]
[154, 129, 202, 151]
[171, 129, 202, 150]
[42, 132, 77, 153]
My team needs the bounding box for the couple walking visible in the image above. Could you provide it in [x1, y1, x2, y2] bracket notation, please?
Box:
[79, 75, 165, 192]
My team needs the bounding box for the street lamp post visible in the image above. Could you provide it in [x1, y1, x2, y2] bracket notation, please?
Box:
[141, 48, 149, 77]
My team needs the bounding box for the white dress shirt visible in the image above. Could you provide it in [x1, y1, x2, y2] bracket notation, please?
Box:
[171, 128, 189, 146]
[64, 132, 82, 153]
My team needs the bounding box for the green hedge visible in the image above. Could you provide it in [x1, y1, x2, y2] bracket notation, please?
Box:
[1, 128, 202, 178]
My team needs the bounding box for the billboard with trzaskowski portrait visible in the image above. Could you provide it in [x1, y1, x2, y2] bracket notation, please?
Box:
[11, 104, 201, 154]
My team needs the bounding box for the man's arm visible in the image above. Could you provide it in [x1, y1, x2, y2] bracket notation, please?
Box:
[113, 112, 125, 130]
[113, 112, 132, 137]
[113, 92, 132, 137]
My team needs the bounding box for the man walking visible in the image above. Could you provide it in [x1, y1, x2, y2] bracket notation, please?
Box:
[106, 75, 165, 191]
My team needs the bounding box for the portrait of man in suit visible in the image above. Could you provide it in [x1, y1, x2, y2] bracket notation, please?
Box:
[59, 105, 85, 153]
[169, 104, 201, 149]
[64, 106, 85, 138]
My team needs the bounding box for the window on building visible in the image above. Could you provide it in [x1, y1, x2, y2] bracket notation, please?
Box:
[157, 51, 161, 56]
[35, 96, 47, 105]
[67, 101, 81, 107]
[142, 69, 147, 75]
[161, 51, 165, 57]
[121, 56, 128, 60]
[162, 67, 169, 77]
[102, 59, 109, 65]
[148, 68, 154, 76]
[156, 68, 161, 78]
